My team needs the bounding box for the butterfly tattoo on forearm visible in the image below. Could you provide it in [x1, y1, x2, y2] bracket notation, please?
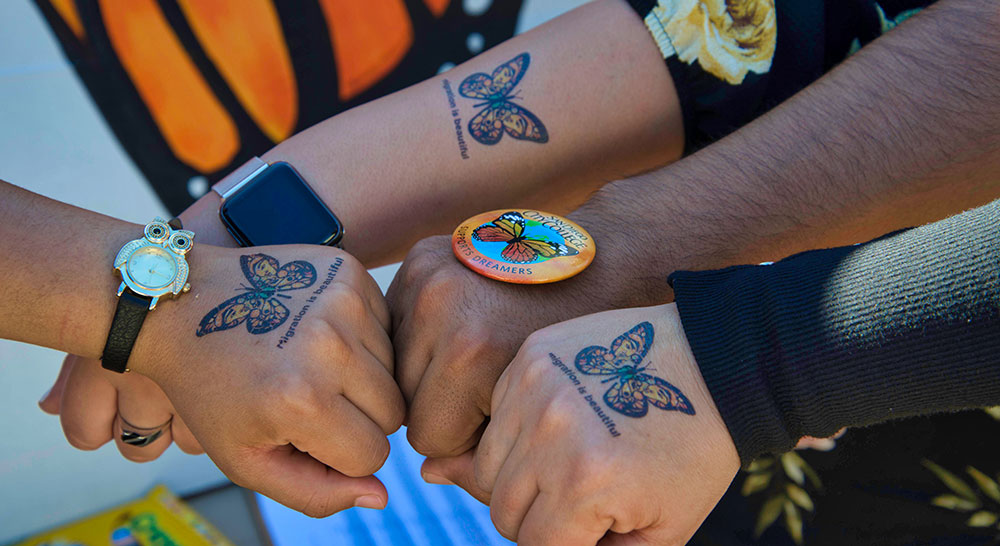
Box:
[459, 53, 548, 145]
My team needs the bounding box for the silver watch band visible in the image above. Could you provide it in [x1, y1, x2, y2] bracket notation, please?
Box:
[211, 156, 268, 200]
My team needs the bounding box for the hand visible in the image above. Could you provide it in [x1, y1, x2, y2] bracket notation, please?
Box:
[127, 244, 403, 516]
[423, 304, 739, 545]
[39, 354, 203, 461]
[387, 228, 666, 458]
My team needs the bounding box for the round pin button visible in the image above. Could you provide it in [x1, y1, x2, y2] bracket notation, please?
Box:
[452, 209, 596, 284]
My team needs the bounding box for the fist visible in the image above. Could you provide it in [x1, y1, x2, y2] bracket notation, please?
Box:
[387, 234, 628, 457]
[132, 245, 404, 516]
[425, 304, 739, 545]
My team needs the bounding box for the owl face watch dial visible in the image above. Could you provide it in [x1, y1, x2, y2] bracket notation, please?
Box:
[126, 246, 177, 289]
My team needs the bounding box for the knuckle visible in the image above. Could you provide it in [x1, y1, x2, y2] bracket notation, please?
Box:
[322, 325, 350, 357]
[413, 271, 462, 315]
[536, 393, 576, 434]
[405, 424, 441, 457]
[381, 392, 406, 435]
[327, 282, 366, 318]
[266, 376, 321, 419]
[299, 490, 342, 518]
[518, 352, 554, 390]
[490, 504, 520, 541]
[343, 435, 390, 477]
[572, 449, 615, 487]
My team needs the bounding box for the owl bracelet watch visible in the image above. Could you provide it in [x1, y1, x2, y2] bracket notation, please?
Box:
[100, 217, 194, 373]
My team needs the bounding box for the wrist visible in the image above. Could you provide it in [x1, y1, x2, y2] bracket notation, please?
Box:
[126, 243, 228, 379]
[567, 187, 677, 307]
[178, 192, 239, 248]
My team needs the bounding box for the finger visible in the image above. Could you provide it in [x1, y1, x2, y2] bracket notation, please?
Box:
[341, 350, 405, 434]
[39, 353, 76, 415]
[405, 351, 488, 457]
[334, 255, 390, 333]
[358, 306, 394, 375]
[325, 280, 393, 374]
[59, 357, 117, 450]
[291, 396, 391, 478]
[113, 414, 173, 462]
[421, 450, 491, 504]
[489, 438, 539, 542]
[473, 392, 521, 494]
[171, 414, 205, 455]
[236, 444, 389, 517]
[518, 492, 606, 546]
[113, 376, 175, 462]
[358, 267, 390, 332]
[384, 253, 421, 333]
[391, 311, 435, 406]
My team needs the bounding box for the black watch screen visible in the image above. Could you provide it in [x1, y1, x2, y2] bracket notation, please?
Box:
[219, 162, 344, 247]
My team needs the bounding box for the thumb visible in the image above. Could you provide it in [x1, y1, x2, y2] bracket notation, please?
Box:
[39, 354, 76, 415]
[421, 450, 491, 505]
[230, 444, 389, 518]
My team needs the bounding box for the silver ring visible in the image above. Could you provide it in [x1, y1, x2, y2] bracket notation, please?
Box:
[119, 415, 172, 447]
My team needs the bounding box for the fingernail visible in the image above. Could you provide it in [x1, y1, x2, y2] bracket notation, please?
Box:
[353, 495, 386, 510]
[421, 472, 454, 486]
[38, 387, 52, 406]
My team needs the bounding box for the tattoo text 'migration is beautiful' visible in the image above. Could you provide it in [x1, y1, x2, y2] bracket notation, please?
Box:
[442, 79, 470, 160]
[276, 257, 343, 349]
[549, 352, 621, 437]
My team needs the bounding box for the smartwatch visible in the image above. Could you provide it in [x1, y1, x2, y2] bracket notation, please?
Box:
[214, 157, 345, 247]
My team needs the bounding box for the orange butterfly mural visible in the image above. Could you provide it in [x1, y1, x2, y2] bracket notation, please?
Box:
[35, 0, 525, 213]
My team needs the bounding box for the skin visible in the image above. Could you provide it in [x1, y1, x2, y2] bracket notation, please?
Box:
[43, 0, 684, 465]
[389, 0, 1000, 459]
[1, 182, 402, 516]
[37, 0, 1000, 527]
[422, 305, 740, 545]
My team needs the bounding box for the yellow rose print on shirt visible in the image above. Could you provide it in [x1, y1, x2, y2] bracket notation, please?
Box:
[643, 0, 777, 85]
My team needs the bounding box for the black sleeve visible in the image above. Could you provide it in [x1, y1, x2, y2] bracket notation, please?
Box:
[668, 199, 1000, 464]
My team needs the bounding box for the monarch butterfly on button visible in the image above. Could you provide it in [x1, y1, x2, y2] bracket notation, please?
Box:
[472, 211, 577, 264]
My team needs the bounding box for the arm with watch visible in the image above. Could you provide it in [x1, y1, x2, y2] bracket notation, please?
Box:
[43, 0, 687, 466]
[1, 180, 404, 516]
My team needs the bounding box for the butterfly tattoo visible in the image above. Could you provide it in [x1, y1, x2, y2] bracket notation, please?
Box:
[473, 211, 578, 264]
[575, 322, 695, 417]
[459, 53, 548, 145]
[196, 254, 316, 337]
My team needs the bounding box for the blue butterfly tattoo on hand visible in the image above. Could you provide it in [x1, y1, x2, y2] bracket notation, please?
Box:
[575, 322, 695, 417]
[459, 53, 548, 145]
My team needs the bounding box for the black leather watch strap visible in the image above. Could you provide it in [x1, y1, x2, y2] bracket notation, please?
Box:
[168, 217, 183, 230]
[101, 289, 152, 373]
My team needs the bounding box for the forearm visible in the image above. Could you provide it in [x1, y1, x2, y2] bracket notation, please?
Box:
[181, 0, 683, 265]
[0, 182, 216, 364]
[0, 181, 141, 357]
[571, 0, 1000, 304]
[670, 199, 1000, 461]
